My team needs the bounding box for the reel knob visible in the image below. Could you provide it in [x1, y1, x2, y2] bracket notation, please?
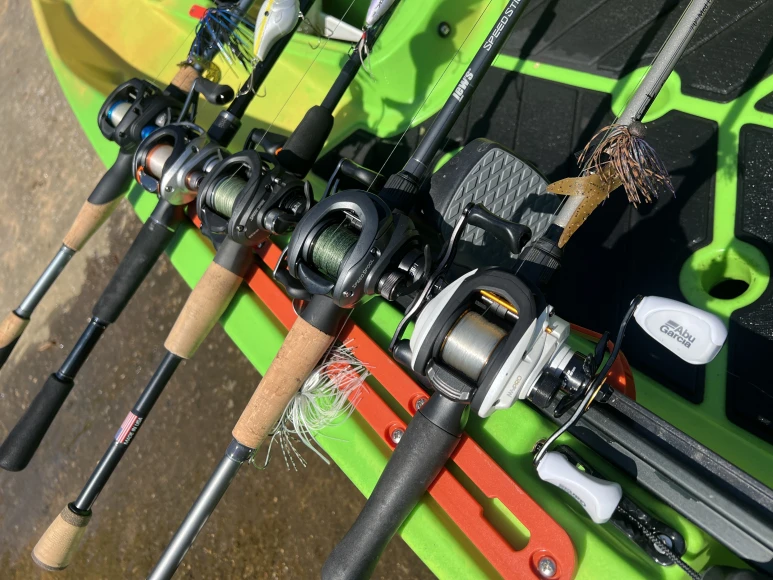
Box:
[536, 451, 622, 524]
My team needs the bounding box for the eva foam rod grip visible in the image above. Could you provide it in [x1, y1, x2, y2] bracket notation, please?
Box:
[0, 311, 29, 368]
[32, 504, 91, 571]
[322, 395, 465, 580]
[276, 105, 334, 177]
[536, 451, 622, 524]
[91, 211, 179, 323]
[63, 148, 135, 251]
[0, 374, 73, 471]
[164, 262, 244, 359]
[232, 316, 335, 449]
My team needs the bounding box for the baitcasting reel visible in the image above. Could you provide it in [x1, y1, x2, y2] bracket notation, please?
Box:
[104, 75, 234, 153]
[390, 202, 534, 413]
[98, 79, 184, 149]
[396, 213, 727, 526]
[131, 78, 235, 204]
[196, 150, 312, 248]
[133, 123, 227, 205]
[276, 187, 425, 308]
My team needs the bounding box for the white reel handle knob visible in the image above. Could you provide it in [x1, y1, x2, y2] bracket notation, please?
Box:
[537, 451, 622, 524]
[634, 296, 727, 365]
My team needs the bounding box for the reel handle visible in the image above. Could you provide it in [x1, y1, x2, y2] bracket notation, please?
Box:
[536, 451, 622, 524]
[633, 296, 727, 365]
[244, 128, 286, 155]
[467, 205, 532, 254]
[339, 159, 385, 191]
[193, 77, 235, 105]
[323, 393, 466, 580]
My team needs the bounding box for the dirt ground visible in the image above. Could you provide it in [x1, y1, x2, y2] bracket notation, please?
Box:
[0, 3, 431, 578]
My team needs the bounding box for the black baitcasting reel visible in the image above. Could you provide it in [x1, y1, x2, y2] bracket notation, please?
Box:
[275, 185, 426, 308]
[98, 79, 184, 150]
[197, 149, 312, 250]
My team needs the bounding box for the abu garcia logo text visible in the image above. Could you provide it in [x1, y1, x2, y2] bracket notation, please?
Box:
[660, 320, 696, 348]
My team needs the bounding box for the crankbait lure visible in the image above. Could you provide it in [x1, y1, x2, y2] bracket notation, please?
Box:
[254, 0, 301, 62]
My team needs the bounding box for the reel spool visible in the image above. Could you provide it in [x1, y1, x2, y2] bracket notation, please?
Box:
[395, 268, 549, 412]
[441, 310, 508, 383]
[280, 190, 424, 308]
[97, 79, 182, 149]
[197, 150, 312, 247]
[133, 124, 227, 205]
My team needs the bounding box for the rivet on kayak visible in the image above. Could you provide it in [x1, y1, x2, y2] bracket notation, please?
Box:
[537, 556, 556, 578]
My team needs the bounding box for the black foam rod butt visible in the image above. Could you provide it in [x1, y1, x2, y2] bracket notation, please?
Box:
[0, 337, 20, 370]
[276, 105, 334, 177]
[92, 205, 182, 323]
[0, 374, 74, 471]
[322, 394, 465, 580]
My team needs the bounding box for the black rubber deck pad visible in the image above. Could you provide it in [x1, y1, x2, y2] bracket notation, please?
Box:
[505, 0, 773, 103]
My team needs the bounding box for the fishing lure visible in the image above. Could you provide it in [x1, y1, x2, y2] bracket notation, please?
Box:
[254, 0, 301, 62]
[189, 2, 257, 81]
[256, 342, 369, 469]
[550, 0, 714, 247]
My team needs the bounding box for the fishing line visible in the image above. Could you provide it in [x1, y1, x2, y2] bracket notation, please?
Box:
[250, 0, 361, 151]
[312, 226, 359, 278]
[209, 175, 247, 216]
[441, 311, 506, 382]
[367, 0, 495, 193]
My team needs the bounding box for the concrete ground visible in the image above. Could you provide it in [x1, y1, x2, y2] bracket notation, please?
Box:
[0, 3, 431, 578]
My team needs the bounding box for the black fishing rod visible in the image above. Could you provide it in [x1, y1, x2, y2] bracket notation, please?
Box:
[30, 1, 393, 571]
[0, 0, 256, 372]
[148, 2, 532, 579]
[0, 0, 318, 474]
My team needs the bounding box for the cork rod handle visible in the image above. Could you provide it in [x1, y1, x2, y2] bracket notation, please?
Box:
[165, 262, 244, 359]
[232, 316, 335, 449]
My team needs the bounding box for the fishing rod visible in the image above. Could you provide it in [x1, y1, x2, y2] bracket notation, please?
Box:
[0, 0, 316, 474]
[0, 0, 255, 373]
[148, 1, 534, 578]
[30, 1, 393, 571]
[515, 0, 715, 285]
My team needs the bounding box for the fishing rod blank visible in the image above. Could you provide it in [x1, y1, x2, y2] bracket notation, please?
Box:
[0, 0, 255, 372]
[150, 1, 531, 578]
[0, 0, 312, 474]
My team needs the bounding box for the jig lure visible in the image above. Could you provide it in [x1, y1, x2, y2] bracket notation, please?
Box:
[550, 0, 714, 247]
[258, 342, 369, 469]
